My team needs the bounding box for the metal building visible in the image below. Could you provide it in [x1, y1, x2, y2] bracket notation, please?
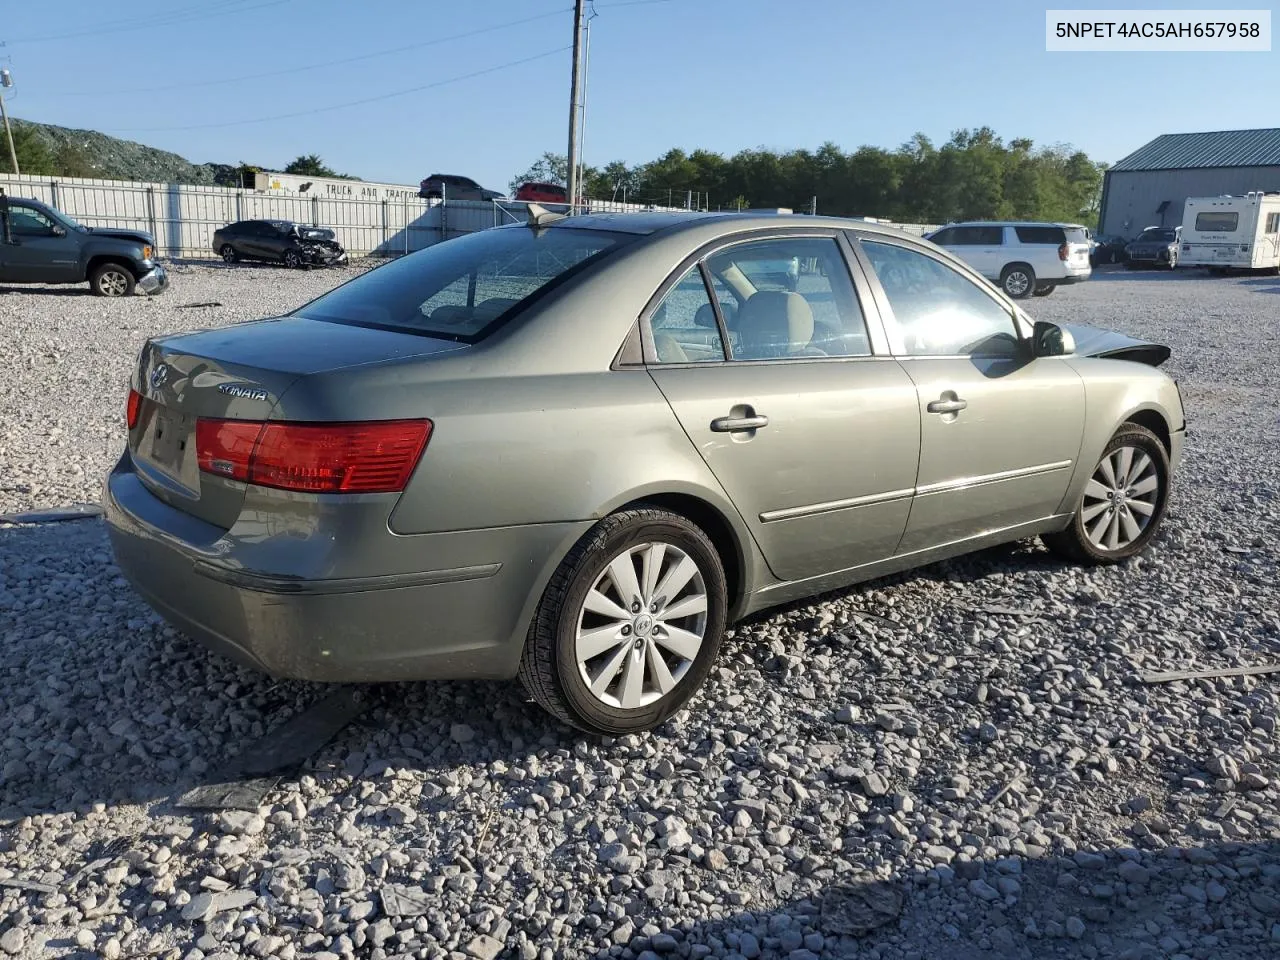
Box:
[1098, 128, 1280, 238]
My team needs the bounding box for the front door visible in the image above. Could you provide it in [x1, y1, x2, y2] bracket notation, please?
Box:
[1, 203, 82, 283]
[856, 235, 1085, 554]
[645, 234, 921, 582]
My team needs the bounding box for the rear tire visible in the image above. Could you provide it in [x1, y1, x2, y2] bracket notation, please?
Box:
[1032, 284, 1055, 297]
[518, 506, 727, 735]
[1000, 264, 1035, 299]
[1042, 423, 1170, 565]
[90, 263, 136, 298]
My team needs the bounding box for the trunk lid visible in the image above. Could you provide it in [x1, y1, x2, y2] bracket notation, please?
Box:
[128, 316, 466, 527]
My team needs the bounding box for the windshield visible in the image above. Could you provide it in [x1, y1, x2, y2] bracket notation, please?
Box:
[296, 226, 630, 342]
[1138, 228, 1176, 243]
[48, 207, 88, 233]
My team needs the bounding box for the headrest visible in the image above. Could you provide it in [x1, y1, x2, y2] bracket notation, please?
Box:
[736, 291, 814, 357]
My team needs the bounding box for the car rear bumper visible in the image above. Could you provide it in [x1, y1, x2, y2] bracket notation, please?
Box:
[138, 265, 169, 295]
[103, 453, 590, 682]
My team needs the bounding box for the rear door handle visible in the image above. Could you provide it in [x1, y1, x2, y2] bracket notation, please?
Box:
[927, 398, 968, 414]
[710, 414, 769, 432]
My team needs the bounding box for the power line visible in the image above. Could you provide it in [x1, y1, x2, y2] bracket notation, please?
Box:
[10, 0, 291, 44]
[41, 6, 572, 97]
[106, 45, 571, 133]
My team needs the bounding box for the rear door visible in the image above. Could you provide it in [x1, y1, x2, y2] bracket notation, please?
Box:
[855, 234, 1085, 553]
[967, 225, 1007, 279]
[646, 231, 922, 582]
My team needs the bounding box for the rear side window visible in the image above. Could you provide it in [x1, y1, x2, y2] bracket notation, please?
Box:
[1267, 212, 1280, 234]
[951, 226, 1003, 245]
[649, 267, 727, 363]
[297, 227, 629, 342]
[1014, 226, 1067, 244]
[706, 236, 871, 359]
[1195, 212, 1239, 232]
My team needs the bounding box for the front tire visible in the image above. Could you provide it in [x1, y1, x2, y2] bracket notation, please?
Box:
[1032, 284, 1055, 297]
[1000, 264, 1036, 299]
[518, 507, 727, 735]
[1043, 423, 1170, 565]
[282, 249, 303, 269]
[90, 263, 136, 298]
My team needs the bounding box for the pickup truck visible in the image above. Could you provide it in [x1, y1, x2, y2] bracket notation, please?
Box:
[0, 191, 168, 296]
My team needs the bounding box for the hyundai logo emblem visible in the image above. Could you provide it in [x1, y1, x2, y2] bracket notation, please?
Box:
[149, 364, 170, 389]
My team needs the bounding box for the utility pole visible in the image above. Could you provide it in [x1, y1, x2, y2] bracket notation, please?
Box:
[0, 70, 17, 177]
[565, 0, 585, 215]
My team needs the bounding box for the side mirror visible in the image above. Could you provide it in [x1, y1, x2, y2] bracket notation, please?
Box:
[1032, 320, 1075, 358]
[50, 224, 67, 237]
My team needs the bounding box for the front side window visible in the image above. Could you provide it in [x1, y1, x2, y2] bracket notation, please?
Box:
[1194, 212, 1239, 233]
[861, 239, 1021, 358]
[648, 267, 726, 363]
[8, 205, 57, 235]
[298, 226, 629, 341]
[705, 236, 870, 359]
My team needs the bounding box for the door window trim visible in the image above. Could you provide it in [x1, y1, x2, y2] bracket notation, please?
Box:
[636, 227, 895, 367]
[845, 230, 1031, 360]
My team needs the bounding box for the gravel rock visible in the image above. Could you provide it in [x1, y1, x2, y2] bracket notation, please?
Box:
[1, 268, 1279, 958]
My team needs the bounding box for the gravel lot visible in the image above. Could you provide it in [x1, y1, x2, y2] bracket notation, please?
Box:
[2, 261, 1279, 960]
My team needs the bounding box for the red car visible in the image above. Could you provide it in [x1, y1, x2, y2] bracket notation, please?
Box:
[513, 181, 568, 204]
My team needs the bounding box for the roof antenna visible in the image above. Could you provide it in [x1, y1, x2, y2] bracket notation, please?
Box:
[526, 202, 568, 228]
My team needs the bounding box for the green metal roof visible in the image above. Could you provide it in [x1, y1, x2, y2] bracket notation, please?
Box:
[1111, 128, 1280, 172]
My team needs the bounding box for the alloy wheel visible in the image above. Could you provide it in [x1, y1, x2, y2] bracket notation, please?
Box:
[98, 270, 129, 296]
[574, 541, 708, 710]
[1004, 270, 1031, 297]
[1081, 445, 1161, 551]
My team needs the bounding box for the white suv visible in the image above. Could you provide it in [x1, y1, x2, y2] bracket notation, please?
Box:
[925, 221, 1092, 299]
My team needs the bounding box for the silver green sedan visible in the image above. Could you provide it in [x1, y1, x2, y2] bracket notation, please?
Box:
[105, 211, 1185, 734]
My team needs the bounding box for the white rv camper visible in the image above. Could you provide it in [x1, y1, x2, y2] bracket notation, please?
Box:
[1178, 192, 1280, 272]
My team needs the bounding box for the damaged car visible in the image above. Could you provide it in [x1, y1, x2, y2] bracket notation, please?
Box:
[107, 210, 1184, 735]
[212, 219, 348, 269]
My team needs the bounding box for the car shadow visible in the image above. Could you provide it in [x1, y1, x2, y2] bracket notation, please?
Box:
[1, 514, 1175, 822]
[1238, 276, 1280, 295]
[610, 839, 1280, 960]
[1088, 269, 1188, 282]
[0, 285, 91, 297]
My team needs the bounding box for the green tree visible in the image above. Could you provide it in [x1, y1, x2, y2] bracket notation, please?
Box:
[1, 122, 55, 175]
[508, 128, 1103, 223]
[283, 154, 357, 179]
[54, 141, 97, 178]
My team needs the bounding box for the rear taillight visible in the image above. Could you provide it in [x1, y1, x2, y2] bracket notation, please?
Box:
[196, 419, 431, 493]
[1058, 243, 1070, 261]
[126, 389, 142, 430]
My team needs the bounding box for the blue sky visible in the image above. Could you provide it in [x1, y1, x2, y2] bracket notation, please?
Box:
[3, 0, 1275, 193]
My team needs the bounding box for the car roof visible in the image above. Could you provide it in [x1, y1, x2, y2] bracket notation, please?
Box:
[942, 220, 1080, 228]
[535, 210, 933, 240]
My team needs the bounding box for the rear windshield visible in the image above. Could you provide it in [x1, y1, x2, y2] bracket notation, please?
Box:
[1194, 211, 1239, 232]
[296, 227, 628, 341]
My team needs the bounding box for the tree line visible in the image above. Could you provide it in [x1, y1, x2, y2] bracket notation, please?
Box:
[512, 128, 1106, 225]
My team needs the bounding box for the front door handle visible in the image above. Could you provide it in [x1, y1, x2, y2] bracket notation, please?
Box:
[710, 413, 769, 433]
[927, 397, 968, 415]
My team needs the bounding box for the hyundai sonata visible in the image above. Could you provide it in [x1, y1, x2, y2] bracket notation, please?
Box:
[105, 210, 1184, 734]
